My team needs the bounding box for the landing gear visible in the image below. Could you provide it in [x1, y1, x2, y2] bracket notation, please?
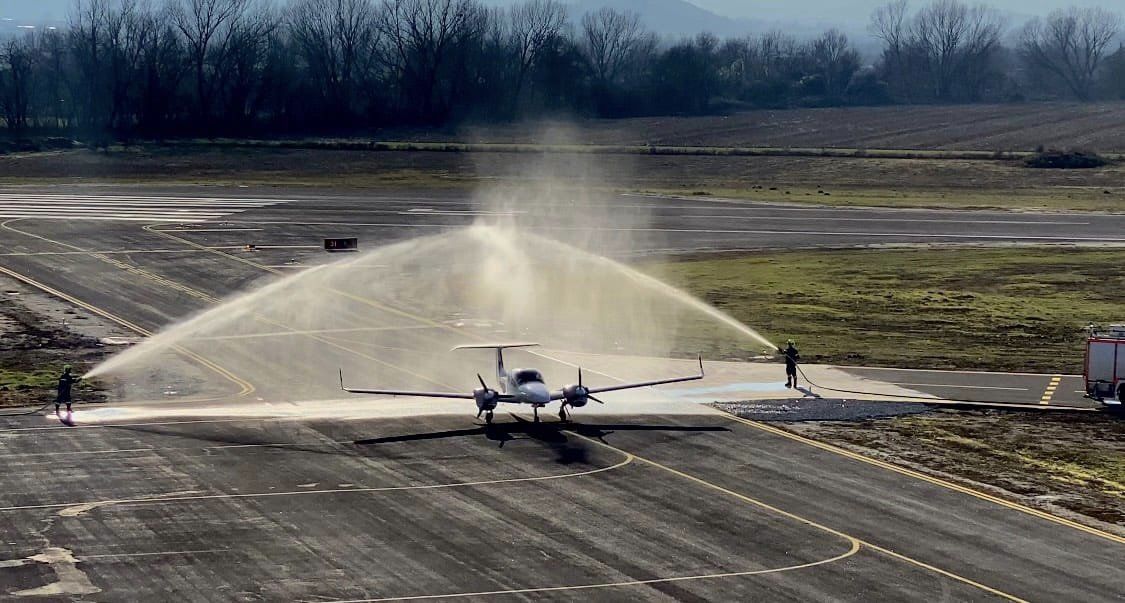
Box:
[485, 410, 494, 425]
[558, 406, 568, 422]
[533, 406, 540, 423]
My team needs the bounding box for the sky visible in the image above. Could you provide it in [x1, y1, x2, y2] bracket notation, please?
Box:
[689, 0, 1118, 27]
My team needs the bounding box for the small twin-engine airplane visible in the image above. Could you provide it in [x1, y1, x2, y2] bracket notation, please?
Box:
[340, 343, 705, 423]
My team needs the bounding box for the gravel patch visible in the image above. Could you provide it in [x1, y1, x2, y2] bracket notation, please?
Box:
[714, 398, 934, 422]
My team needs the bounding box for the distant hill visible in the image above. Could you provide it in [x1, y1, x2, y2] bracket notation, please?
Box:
[570, 0, 750, 38]
[0, 0, 857, 41]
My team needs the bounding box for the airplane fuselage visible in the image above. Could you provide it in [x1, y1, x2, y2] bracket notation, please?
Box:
[498, 368, 552, 407]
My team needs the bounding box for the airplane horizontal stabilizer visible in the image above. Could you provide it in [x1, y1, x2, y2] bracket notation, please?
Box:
[451, 342, 540, 351]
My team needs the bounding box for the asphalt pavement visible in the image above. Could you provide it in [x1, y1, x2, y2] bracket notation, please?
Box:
[0, 186, 1121, 601]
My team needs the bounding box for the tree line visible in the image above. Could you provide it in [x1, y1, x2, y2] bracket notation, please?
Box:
[0, 0, 1122, 138]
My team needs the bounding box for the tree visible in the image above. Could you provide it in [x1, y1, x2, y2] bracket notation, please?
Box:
[0, 37, 36, 133]
[507, 0, 566, 113]
[1020, 7, 1122, 101]
[287, 0, 381, 124]
[1105, 44, 1125, 100]
[911, 0, 1004, 101]
[870, 0, 912, 99]
[580, 7, 644, 89]
[809, 29, 859, 98]
[378, 0, 480, 123]
[168, 0, 269, 124]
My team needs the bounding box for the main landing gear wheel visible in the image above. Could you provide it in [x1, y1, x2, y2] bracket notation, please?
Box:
[558, 407, 568, 422]
[485, 410, 494, 425]
[533, 407, 541, 423]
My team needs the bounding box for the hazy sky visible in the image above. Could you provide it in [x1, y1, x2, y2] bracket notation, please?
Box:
[690, 0, 1119, 25]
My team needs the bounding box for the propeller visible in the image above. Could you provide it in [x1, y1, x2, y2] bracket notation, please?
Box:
[476, 374, 496, 419]
[575, 367, 603, 404]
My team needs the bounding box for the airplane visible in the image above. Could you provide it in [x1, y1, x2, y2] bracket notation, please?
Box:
[339, 343, 705, 424]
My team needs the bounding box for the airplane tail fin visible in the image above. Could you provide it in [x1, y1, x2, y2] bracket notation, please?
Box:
[452, 343, 540, 384]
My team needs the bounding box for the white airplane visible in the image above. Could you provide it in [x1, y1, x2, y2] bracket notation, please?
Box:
[339, 343, 705, 423]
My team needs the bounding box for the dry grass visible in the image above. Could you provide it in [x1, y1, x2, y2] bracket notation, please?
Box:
[789, 410, 1125, 530]
[0, 146, 1121, 212]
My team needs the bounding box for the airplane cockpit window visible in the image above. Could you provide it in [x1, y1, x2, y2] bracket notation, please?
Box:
[513, 369, 544, 384]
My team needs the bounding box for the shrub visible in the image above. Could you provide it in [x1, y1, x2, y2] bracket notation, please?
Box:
[1024, 150, 1109, 169]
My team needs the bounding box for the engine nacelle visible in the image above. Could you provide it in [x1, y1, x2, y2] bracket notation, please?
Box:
[474, 388, 499, 412]
[561, 384, 589, 408]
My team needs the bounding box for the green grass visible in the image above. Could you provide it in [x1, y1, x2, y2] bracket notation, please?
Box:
[0, 368, 59, 390]
[656, 247, 1125, 373]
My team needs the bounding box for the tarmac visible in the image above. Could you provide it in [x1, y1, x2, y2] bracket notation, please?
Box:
[0, 186, 1121, 601]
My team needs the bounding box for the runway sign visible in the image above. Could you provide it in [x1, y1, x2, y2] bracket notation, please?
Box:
[324, 237, 359, 252]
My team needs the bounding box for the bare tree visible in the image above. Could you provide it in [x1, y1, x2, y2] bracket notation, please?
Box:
[0, 37, 35, 132]
[507, 0, 566, 111]
[168, 0, 268, 121]
[580, 7, 645, 87]
[68, 0, 113, 131]
[1020, 7, 1122, 101]
[870, 0, 911, 98]
[378, 0, 479, 122]
[288, 0, 381, 121]
[810, 29, 859, 97]
[911, 0, 1004, 100]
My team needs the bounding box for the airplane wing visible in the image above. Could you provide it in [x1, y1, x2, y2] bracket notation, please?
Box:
[551, 357, 705, 400]
[342, 387, 478, 399]
[338, 370, 513, 400]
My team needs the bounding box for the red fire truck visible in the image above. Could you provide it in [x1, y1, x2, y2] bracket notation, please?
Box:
[1084, 325, 1125, 409]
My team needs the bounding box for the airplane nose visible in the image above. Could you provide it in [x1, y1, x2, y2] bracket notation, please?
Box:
[523, 383, 550, 404]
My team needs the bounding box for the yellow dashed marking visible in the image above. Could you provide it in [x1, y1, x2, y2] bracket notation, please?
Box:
[1040, 375, 1063, 405]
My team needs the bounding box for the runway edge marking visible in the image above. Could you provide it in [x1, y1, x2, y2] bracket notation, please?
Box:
[720, 412, 1125, 546]
[330, 540, 861, 602]
[570, 432, 1029, 603]
[0, 264, 254, 397]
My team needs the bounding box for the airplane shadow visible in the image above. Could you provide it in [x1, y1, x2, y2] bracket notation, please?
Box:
[109, 415, 729, 466]
[355, 415, 730, 464]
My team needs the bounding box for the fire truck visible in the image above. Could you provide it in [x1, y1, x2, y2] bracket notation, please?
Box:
[1084, 325, 1125, 409]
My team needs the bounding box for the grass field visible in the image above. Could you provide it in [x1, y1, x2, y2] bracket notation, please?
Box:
[657, 247, 1125, 373]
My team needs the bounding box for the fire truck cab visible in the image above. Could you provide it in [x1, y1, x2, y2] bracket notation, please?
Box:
[1084, 324, 1125, 408]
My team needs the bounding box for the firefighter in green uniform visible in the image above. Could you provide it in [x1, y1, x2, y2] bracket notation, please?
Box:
[779, 340, 800, 388]
[55, 365, 81, 415]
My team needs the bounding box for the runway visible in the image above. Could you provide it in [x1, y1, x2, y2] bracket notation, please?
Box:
[0, 186, 1121, 600]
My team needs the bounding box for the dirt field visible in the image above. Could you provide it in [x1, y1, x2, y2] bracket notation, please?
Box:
[435, 102, 1125, 152]
[0, 282, 111, 408]
[786, 411, 1125, 533]
[1, 146, 1122, 212]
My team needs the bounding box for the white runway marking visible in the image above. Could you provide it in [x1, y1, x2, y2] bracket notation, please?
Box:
[677, 214, 1090, 225]
[890, 382, 1030, 391]
[0, 454, 635, 514]
[0, 194, 282, 223]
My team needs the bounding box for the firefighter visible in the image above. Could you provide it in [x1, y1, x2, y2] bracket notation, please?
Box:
[778, 340, 800, 388]
[55, 365, 81, 415]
